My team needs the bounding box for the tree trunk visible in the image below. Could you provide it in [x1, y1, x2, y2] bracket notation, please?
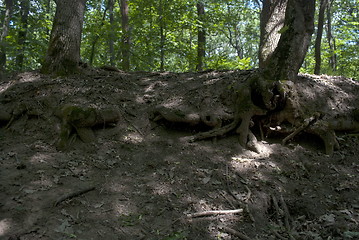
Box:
[262, 0, 315, 80]
[259, 0, 288, 68]
[108, 0, 115, 66]
[158, 0, 165, 71]
[45, 0, 52, 36]
[196, 2, 205, 72]
[0, 0, 14, 75]
[326, 0, 337, 72]
[89, 5, 108, 66]
[15, 0, 30, 71]
[41, 0, 86, 75]
[120, 0, 130, 71]
[314, 0, 328, 75]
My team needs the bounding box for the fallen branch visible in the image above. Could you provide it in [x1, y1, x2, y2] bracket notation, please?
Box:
[182, 118, 240, 142]
[186, 209, 243, 218]
[282, 112, 320, 145]
[54, 186, 95, 207]
[222, 226, 252, 240]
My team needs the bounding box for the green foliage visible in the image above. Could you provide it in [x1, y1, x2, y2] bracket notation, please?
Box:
[0, 0, 358, 76]
[302, 0, 359, 78]
[0, 0, 55, 71]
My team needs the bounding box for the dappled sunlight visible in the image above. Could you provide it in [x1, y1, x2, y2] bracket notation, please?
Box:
[121, 132, 144, 144]
[29, 152, 53, 164]
[143, 80, 168, 93]
[0, 81, 14, 94]
[1, 69, 358, 239]
[17, 72, 42, 83]
[0, 218, 12, 237]
[108, 182, 128, 193]
[112, 202, 139, 216]
[162, 96, 184, 108]
[0, 72, 42, 93]
[151, 182, 172, 195]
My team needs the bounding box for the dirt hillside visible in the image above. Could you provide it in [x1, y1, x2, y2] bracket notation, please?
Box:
[0, 69, 358, 240]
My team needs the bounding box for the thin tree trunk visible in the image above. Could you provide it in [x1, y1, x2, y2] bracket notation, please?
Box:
[259, 0, 288, 68]
[314, 0, 328, 75]
[41, 0, 86, 75]
[262, 0, 315, 80]
[159, 0, 165, 71]
[0, 0, 14, 74]
[45, 0, 52, 36]
[120, 0, 130, 71]
[196, 1, 205, 71]
[326, 0, 337, 72]
[16, 0, 30, 71]
[89, 5, 108, 66]
[224, 4, 243, 59]
[108, 0, 115, 66]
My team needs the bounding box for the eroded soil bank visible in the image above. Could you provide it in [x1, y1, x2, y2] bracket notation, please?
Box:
[0, 69, 358, 240]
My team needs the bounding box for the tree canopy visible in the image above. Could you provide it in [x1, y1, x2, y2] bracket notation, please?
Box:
[0, 0, 358, 78]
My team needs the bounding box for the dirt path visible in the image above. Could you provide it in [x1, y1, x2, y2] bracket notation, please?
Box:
[0, 69, 358, 240]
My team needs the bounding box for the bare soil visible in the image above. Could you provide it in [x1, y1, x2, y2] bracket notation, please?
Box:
[0, 69, 358, 240]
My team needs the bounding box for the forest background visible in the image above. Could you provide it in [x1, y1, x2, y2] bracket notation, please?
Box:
[0, 0, 358, 78]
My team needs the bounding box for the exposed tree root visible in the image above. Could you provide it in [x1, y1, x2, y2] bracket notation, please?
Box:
[151, 71, 359, 155]
[181, 76, 270, 152]
[55, 105, 120, 150]
[282, 112, 320, 145]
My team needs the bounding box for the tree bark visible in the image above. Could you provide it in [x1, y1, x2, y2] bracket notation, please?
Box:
[196, 2, 205, 71]
[326, 0, 337, 72]
[259, 0, 288, 68]
[262, 0, 315, 80]
[41, 0, 86, 75]
[108, 0, 115, 66]
[0, 0, 14, 75]
[120, 0, 130, 71]
[158, 0, 165, 71]
[15, 0, 30, 71]
[314, 0, 328, 75]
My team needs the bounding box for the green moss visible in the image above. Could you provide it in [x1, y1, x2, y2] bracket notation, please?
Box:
[61, 105, 97, 127]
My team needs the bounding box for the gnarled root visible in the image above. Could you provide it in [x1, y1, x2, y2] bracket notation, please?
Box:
[182, 79, 268, 151]
[307, 120, 339, 156]
[56, 105, 120, 150]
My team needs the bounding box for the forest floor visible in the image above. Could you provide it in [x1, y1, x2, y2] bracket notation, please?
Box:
[0, 68, 358, 240]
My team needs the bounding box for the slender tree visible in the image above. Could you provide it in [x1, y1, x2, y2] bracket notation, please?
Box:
[89, 5, 108, 66]
[120, 0, 130, 71]
[326, 0, 337, 72]
[158, 0, 165, 71]
[225, 4, 243, 59]
[108, 0, 115, 66]
[314, 0, 328, 74]
[15, 0, 30, 71]
[0, 0, 14, 75]
[41, 0, 86, 75]
[196, 1, 205, 71]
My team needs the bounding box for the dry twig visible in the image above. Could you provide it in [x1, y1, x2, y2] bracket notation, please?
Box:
[186, 209, 243, 218]
[54, 186, 95, 207]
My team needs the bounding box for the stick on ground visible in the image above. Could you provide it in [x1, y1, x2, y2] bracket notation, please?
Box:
[54, 186, 95, 207]
[186, 209, 243, 218]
